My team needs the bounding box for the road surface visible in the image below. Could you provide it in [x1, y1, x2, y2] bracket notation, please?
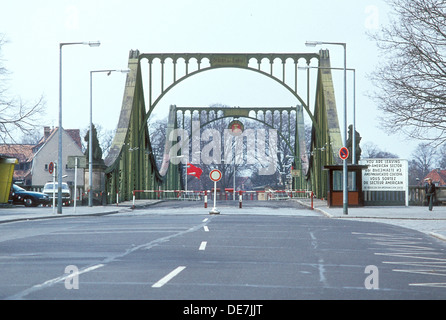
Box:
[1, 200, 446, 304]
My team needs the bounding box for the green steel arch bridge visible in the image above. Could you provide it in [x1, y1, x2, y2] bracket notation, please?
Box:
[103, 49, 343, 203]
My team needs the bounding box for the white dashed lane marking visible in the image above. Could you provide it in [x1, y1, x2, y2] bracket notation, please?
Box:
[152, 266, 186, 288]
[199, 241, 207, 251]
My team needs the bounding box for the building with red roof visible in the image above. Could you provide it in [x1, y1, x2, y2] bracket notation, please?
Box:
[423, 169, 446, 187]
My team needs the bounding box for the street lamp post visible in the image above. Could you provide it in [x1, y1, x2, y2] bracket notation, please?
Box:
[89, 69, 129, 207]
[58, 41, 100, 214]
[306, 41, 348, 215]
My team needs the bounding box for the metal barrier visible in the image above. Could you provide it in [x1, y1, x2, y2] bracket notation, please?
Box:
[132, 189, 206, 208]
[132, 189, 314, 210]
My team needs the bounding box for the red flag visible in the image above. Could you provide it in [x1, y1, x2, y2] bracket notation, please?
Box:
[187, 163, 203, 179]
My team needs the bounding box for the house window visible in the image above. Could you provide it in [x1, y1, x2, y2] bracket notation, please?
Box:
[45, 164, 48, 171]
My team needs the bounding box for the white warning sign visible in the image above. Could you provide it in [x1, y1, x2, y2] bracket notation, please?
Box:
[359, 158, 408, 191]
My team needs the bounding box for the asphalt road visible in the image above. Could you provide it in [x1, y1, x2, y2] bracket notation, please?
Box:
[1, 200, 446, 302]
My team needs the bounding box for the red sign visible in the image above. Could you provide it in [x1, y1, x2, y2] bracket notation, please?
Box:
[187, 163, 203, 179]
[209, 169, 222, 182]
[48, 162, 54, 174]
[339, 147, 349, 160]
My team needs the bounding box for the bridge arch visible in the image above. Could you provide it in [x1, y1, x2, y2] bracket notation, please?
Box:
[139, 53, 320, 134]
[144, 65, 309, 115]
[159, 105, 306, 193]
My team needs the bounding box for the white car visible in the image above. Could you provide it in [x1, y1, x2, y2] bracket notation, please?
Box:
[43, 182, 71, 206]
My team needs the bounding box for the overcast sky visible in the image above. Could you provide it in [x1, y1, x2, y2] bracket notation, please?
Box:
[0, 0, 424, 160]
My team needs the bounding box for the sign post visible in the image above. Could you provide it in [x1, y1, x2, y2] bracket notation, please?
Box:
[339, 147, 349, 215]
[67, 156, 87, 211]
[74, 157, 78, 213]
[209, 169, 222, 214]
[49, 162, 56, 213]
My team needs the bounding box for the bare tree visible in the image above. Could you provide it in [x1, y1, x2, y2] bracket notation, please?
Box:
[361, 141, 399, 158]
[20, 129, 42, 145]
[148, 118, 167, 169]
[369, 0, 446, 146]
[437, 144, 446, 168]
[95, 125, 115, 159]
[409, 142, 437, 184]
[81, 124, 115, 158]
[0, 34, 45, 143]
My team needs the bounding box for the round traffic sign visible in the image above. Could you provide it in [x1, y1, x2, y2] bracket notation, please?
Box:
[209, 169, 222, 182]
[339, 147, 349, 160]
[48, 162, 54, 174]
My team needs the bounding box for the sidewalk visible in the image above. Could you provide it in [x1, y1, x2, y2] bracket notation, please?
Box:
[0, 200, 162, 223]
[296, 198, 446, 242]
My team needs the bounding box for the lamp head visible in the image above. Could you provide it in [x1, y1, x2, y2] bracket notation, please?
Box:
[305, 41, 321, 47]
[87, 41, 101, 47]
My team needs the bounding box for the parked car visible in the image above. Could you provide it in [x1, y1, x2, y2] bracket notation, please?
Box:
[9, 184, 50, 207]
[43, 182, 71, 206]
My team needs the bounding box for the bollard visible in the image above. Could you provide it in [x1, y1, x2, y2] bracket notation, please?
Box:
[310, 191, 314, 210]
[204, 190, 208, 208]
[239, 191, 242, 208]
[132, 191, 136, 209]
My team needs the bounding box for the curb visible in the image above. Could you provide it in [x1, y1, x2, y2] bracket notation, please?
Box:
[0, 209, 123, 225]
[429, 232, 446, 242]
[0, 200, 163, 224]
[294, 199, 333, 218]
[294, 198, 446, 242]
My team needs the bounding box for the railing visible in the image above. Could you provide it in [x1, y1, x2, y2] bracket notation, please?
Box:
[361, 187, 446, 206]
[409, 186, 446, 206]
[131, 189, 314, 210]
